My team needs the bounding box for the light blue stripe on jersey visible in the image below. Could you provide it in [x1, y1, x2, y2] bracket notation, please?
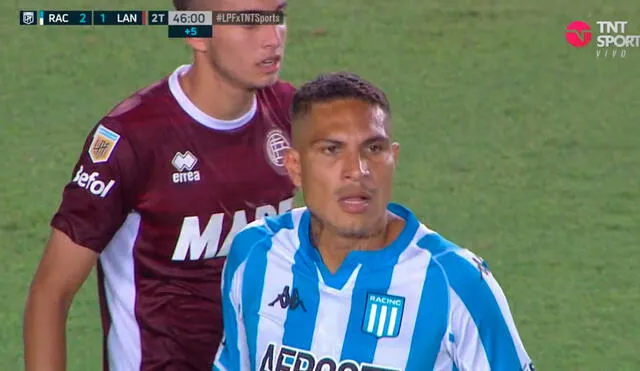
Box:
[242, 213, 294, 371]
[405, 257, 449, 369]
[429, 236, 522, 369]
[282, 213, 320, 349]
[339, 263, 397, 363]
[218, 220, 275, 371]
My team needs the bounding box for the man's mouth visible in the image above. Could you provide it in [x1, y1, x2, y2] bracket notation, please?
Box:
[259, 55, 281, 67]
[338, 193, 372, 213]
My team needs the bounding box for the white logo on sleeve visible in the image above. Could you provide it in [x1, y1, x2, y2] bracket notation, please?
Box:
[72, 165, 116, 198]
[172, 151, 200, 184]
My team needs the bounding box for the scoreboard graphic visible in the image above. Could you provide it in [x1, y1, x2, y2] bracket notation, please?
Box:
[19, 10, 285, 38]
[19, 10, 214, 38]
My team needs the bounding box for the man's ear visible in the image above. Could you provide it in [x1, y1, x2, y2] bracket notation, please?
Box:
[391, 141, 400, 166]
[284, 148, 302, 188]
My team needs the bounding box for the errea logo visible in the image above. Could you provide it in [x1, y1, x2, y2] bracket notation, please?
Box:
[172, 151, 200, 184]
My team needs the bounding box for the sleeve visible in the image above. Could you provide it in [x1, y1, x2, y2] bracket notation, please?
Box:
[50, 119, 141, 253]
[439, 249, 535, 371]
[213, 221, 270, 371]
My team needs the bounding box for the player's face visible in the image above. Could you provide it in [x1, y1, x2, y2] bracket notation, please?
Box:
[286, 99, 399, 238]
[205, 0, 287, 89]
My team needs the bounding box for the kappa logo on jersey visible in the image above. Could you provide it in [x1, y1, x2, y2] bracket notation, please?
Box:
[259, 343, 399, 371]
[72, 165, 116, 198]
[89, 125, 120, 163]
[171, 151, 201, 184]
[265, 129, 289, 174]
[362, 293, 405, 338]
[171, 197, 294, 261]
[269, 286, 306, 311]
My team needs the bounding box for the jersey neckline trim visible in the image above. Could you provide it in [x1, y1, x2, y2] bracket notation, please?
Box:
[297, 203, 420, 289]
[168, 64, 257, 131]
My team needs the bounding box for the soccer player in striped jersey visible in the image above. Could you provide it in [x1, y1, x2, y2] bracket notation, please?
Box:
[213, 72, 535, 371]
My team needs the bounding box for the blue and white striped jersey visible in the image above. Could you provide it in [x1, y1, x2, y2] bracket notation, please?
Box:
[214, 203, 534, 371]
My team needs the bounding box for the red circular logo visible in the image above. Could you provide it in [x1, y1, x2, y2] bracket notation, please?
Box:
[566, 21, 592, 47]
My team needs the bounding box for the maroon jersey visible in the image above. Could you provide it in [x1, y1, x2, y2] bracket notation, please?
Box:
[51, 65, 296, 371]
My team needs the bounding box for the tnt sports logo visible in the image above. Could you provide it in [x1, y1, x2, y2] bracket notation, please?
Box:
[265, 129, 289, 173]
[566, 20, 640, 58]
[362, 293, 405, 338]
[565, 21, 592, 47]
[72, 165, 115, 198]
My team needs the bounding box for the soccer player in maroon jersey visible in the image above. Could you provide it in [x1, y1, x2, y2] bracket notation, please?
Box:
[23, 1, 293, 370]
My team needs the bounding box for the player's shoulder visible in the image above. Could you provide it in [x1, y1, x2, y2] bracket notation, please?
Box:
[259, 80, 296, 99]
[93, 71, 180, 137]
[416, 231, 495, 289]
[256, 80, 296, 115]
[229, 207, 303, 266]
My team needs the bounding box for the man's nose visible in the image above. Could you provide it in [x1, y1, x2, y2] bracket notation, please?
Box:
[343, 151, 370, 180]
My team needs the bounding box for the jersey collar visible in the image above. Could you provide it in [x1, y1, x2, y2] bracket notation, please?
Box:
[297, 203, 420, 290]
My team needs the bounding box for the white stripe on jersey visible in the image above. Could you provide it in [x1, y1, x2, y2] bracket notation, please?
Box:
[100, 212, 142, 371]
[255, 241, 294, 370]
[233, 261, 251, 371]
[309, 266, 360, 357]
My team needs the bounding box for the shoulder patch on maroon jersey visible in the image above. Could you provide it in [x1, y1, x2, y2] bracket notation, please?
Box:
[88, 124, 121, 163]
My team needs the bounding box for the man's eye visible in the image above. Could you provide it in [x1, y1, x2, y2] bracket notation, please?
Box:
[368, 144, 384, 152]
[322, 146, 338, 155]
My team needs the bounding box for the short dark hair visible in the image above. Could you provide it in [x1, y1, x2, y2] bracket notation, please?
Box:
[291, 72, 391, 123]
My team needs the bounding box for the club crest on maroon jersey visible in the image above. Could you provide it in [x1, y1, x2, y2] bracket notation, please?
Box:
[264, 129, 289, 175]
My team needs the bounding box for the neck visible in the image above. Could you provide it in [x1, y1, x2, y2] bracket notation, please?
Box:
[180, 60, 255, 120]
[310, 212, 402, 274]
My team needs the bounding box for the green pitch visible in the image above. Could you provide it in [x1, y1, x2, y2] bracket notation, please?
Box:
[1, 0, 639, 369]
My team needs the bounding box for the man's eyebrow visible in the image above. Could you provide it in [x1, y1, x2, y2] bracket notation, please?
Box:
[310, 138, 343, 146]
[309, 136, 389, 147]
[363, 135, 390, 144]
